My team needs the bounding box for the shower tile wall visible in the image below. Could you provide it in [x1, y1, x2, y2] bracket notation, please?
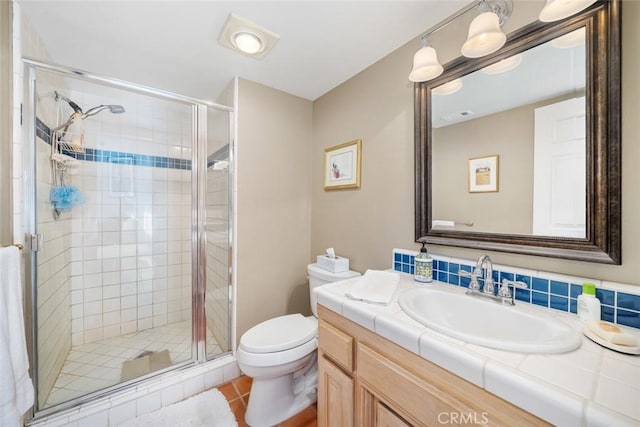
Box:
[14, 5, 73, 406]
[206, 169, 229, 352]
[205, 109, 231, 354]
[35, 117, 73, 406]
[64, 90, 194, 346]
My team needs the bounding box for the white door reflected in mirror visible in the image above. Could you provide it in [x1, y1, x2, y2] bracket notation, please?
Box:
[533, 97, 586, 238]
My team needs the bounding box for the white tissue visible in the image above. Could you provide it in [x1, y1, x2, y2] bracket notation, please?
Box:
[433, 220, 455, 227]
[326, 248, 336, 259]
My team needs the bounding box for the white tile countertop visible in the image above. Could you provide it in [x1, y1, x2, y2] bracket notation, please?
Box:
[314, 273, 640, 427]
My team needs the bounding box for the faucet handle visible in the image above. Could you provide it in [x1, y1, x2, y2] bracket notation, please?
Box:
[459, 270, 473, 278]
[498, 279, 528, 303]
[460, 270, 481, 292]
[501, 278, 528, 290]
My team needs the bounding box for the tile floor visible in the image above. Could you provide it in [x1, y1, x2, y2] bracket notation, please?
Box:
[220, 375, 317, 427]
[44, 320, 222, 407]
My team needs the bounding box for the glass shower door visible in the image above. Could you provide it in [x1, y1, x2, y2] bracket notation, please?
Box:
[26, 61, 232, 412]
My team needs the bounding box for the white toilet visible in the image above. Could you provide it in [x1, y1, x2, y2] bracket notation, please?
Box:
[237, 263, 360, 427]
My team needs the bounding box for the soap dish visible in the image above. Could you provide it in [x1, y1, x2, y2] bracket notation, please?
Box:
[583, 327, 640, 355]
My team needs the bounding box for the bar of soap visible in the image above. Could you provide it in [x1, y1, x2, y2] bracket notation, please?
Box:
[586, 321, 638, 347]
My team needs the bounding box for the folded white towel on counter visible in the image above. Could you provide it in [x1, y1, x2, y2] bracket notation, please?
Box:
[0, 246, 34, 427]
[346, 269, 399, 305]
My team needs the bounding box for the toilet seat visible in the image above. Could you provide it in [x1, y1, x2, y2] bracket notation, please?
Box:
[240, 314, 317, 353]
[238, 314, 318, 368]
[237, 337, 317, 367]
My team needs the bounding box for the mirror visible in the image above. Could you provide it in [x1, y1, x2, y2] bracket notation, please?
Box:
[415, 0, 621, 264]
[432, 28, 586, 238]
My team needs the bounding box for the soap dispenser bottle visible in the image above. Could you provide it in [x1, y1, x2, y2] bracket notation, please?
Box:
[578, 283, 601, 322]
[414, 242, 433, 283]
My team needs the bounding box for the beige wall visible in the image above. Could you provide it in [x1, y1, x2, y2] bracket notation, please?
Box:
[433, 103, 535, 234]
[311, 1, 640, 287]
[236, 78, 313, 340]
[312, 41, 416, 274]
[432, 93, 583, 235]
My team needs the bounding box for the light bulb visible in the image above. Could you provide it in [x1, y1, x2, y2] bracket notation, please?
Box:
[461, 12, 507, 58]
[408, 45, 444, 82]
[233, 32, 262, 54]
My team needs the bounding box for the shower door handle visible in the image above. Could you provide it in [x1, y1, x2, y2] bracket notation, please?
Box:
[30, 233, 44, 252]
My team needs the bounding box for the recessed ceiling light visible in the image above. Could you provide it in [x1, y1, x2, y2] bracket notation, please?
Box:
[218, 13, 280, 60]
[233, 32, 262, 54]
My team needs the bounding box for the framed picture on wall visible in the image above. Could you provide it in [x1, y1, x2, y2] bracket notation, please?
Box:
[468, 155, 499, 193]
[324, 139, 362, 190]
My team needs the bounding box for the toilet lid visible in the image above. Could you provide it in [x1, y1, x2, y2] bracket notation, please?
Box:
[240, 314, 318, 354]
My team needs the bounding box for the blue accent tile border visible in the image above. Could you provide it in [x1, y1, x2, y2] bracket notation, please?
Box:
[392, 248, 640, 331]
[36, 117, 191, 170]
[393, 251, 415, 275]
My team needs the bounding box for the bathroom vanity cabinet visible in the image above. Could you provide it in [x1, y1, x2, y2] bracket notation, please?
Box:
[317, 305, 548, 426]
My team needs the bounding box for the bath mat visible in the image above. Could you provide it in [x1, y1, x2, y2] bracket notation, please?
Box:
[120, 349, 172, 381]
[119, 388, 238, 427]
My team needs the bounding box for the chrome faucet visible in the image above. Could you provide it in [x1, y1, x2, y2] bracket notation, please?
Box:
[477, 254, 495, 295]
[460, 255, 528, 305]
[461, 254, 494, 293]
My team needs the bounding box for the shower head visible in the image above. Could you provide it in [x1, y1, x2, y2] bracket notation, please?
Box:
[51, 93, 126, 137]
[108, 105, 126, 114]
[55, 91, 125, 120]
[81, 104, 126, 119]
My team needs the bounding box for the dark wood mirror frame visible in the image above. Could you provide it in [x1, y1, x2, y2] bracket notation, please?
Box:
[415, 0, 621, 264]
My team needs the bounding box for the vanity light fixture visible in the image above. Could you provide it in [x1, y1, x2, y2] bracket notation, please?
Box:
[218, 13, 280, 60]
[480, 53, 522, 75]
[461, 11, 506, 58]
[539, 0, 597, 22]
[408, 0, 513, 82]
[408, 36, 444, 82]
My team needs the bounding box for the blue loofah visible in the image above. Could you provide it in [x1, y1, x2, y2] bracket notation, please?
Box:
[50, 186, 85, 212]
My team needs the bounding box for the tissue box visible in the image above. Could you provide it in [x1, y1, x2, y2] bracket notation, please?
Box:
[317, 255, 349, 273]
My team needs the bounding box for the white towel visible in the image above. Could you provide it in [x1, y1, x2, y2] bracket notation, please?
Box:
[345, 269, 399, 305]
[432, 220, 455, 227]
[0, 246, 34, 427]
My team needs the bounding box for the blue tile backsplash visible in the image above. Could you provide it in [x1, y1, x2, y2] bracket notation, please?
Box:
[37, 117, 192, 170]
[393, 248, 640, 330]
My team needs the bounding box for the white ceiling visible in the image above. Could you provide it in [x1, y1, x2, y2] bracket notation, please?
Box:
[18, 1, 468, 102]
[432, 35, 586, 128]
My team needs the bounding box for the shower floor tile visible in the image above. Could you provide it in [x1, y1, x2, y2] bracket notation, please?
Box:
[44, 320, 222, 408]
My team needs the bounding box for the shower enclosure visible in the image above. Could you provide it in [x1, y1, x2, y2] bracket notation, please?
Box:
[22, 59, 233, 414]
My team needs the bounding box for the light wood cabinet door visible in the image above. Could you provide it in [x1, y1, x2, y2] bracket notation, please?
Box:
[318, 354, 353, 427]
[318, 320, 353, 371]
[377, 402, 411, 427]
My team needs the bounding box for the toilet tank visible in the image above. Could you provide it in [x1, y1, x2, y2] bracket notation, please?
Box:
[308, 263, 360, 317]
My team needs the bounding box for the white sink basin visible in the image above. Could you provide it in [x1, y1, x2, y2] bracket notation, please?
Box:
[399, 287, 581, 354]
